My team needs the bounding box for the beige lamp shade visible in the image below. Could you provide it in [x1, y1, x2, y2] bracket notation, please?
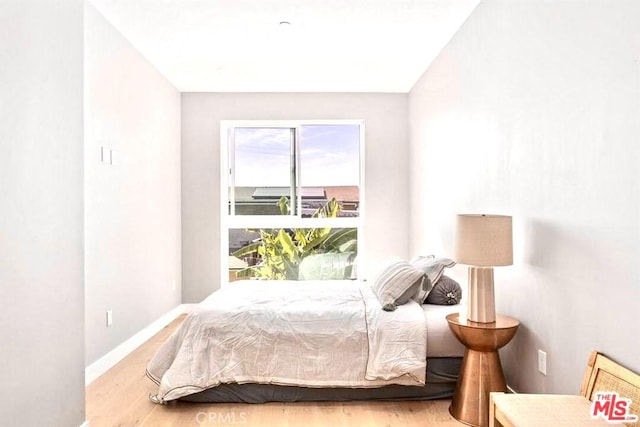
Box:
[455, 214, 513, 267]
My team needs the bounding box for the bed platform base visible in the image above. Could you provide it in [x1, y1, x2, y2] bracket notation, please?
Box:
[179, 357, 462, 403]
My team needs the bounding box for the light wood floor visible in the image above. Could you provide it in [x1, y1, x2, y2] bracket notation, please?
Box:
[86, 315, 464, 427]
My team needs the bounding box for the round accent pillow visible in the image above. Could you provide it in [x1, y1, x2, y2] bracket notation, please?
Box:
[424, 275, 462, 305]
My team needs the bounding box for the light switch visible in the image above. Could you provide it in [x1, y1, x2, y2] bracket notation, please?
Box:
[101, 146, 112, 165]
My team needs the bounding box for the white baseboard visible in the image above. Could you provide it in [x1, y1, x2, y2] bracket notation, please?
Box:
[79, 421, 89, 427]
[181, 303, 199, 314]
[85, 304, 190, 386]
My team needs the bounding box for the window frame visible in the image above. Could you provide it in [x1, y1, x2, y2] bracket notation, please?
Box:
[220, 119, 365, 286]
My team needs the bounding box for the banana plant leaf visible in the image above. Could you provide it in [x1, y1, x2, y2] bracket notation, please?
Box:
[230, 196, 357, 280]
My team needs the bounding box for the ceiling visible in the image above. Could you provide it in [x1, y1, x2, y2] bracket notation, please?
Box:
[89, 0, 479, 93]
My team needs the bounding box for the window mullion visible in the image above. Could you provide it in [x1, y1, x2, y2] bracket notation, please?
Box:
[289, 127, 297, 216]
[294, 126, 302, 219]
[228, 215, 359, 230]
[229, 127, 236, 216]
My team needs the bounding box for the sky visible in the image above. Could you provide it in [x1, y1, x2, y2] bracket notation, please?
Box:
[233, 124, 360, 187]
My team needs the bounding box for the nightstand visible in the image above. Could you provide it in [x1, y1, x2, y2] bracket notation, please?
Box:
[446, 313, 519, 427]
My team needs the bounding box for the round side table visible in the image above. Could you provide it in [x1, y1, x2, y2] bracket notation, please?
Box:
[446, 313, 519, 427]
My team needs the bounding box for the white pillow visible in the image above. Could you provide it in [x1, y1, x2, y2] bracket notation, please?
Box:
[410, 256, 456, 303]
[371, 258, 425, 311]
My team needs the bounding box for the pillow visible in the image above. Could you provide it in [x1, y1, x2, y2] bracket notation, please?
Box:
[371, 258, 425, 311]
[424, 275, 462, 305]
[410, 256, 456, 303]
[349, 254, 358, 280]
[298, 252, 356, 280]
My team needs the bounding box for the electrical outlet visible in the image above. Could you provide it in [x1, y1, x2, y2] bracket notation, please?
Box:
[106, 309, 113, 327]
[538, 349, 547, 375]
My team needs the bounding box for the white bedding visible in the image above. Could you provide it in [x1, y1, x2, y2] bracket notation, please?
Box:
[422, 303, 466, 357]
[147, 280, 428, 402]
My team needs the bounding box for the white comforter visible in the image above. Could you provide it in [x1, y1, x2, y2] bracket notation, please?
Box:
[146, 280, 427, 402]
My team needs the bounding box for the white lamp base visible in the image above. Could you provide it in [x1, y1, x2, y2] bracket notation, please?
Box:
[467, 266, 496, 323]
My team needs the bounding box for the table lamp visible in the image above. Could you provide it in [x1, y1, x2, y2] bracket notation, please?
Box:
[454, 214, 513, 323]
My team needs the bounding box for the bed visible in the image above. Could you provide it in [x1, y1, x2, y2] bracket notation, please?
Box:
[146, 278, 465, 404]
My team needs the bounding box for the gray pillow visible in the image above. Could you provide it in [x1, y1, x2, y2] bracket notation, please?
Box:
[371, 259, 425, 311]
[410, 256, 456, 302]
[425, 275, 462, 305]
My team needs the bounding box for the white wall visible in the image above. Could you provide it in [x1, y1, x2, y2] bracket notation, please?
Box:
[409, 0, 640, 394]
[0, 1, 85, 425]
[182, 93, 409, 303]
[84, 4, 182, 365]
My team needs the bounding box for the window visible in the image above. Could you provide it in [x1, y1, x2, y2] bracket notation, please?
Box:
[221, 120, 364, 284]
